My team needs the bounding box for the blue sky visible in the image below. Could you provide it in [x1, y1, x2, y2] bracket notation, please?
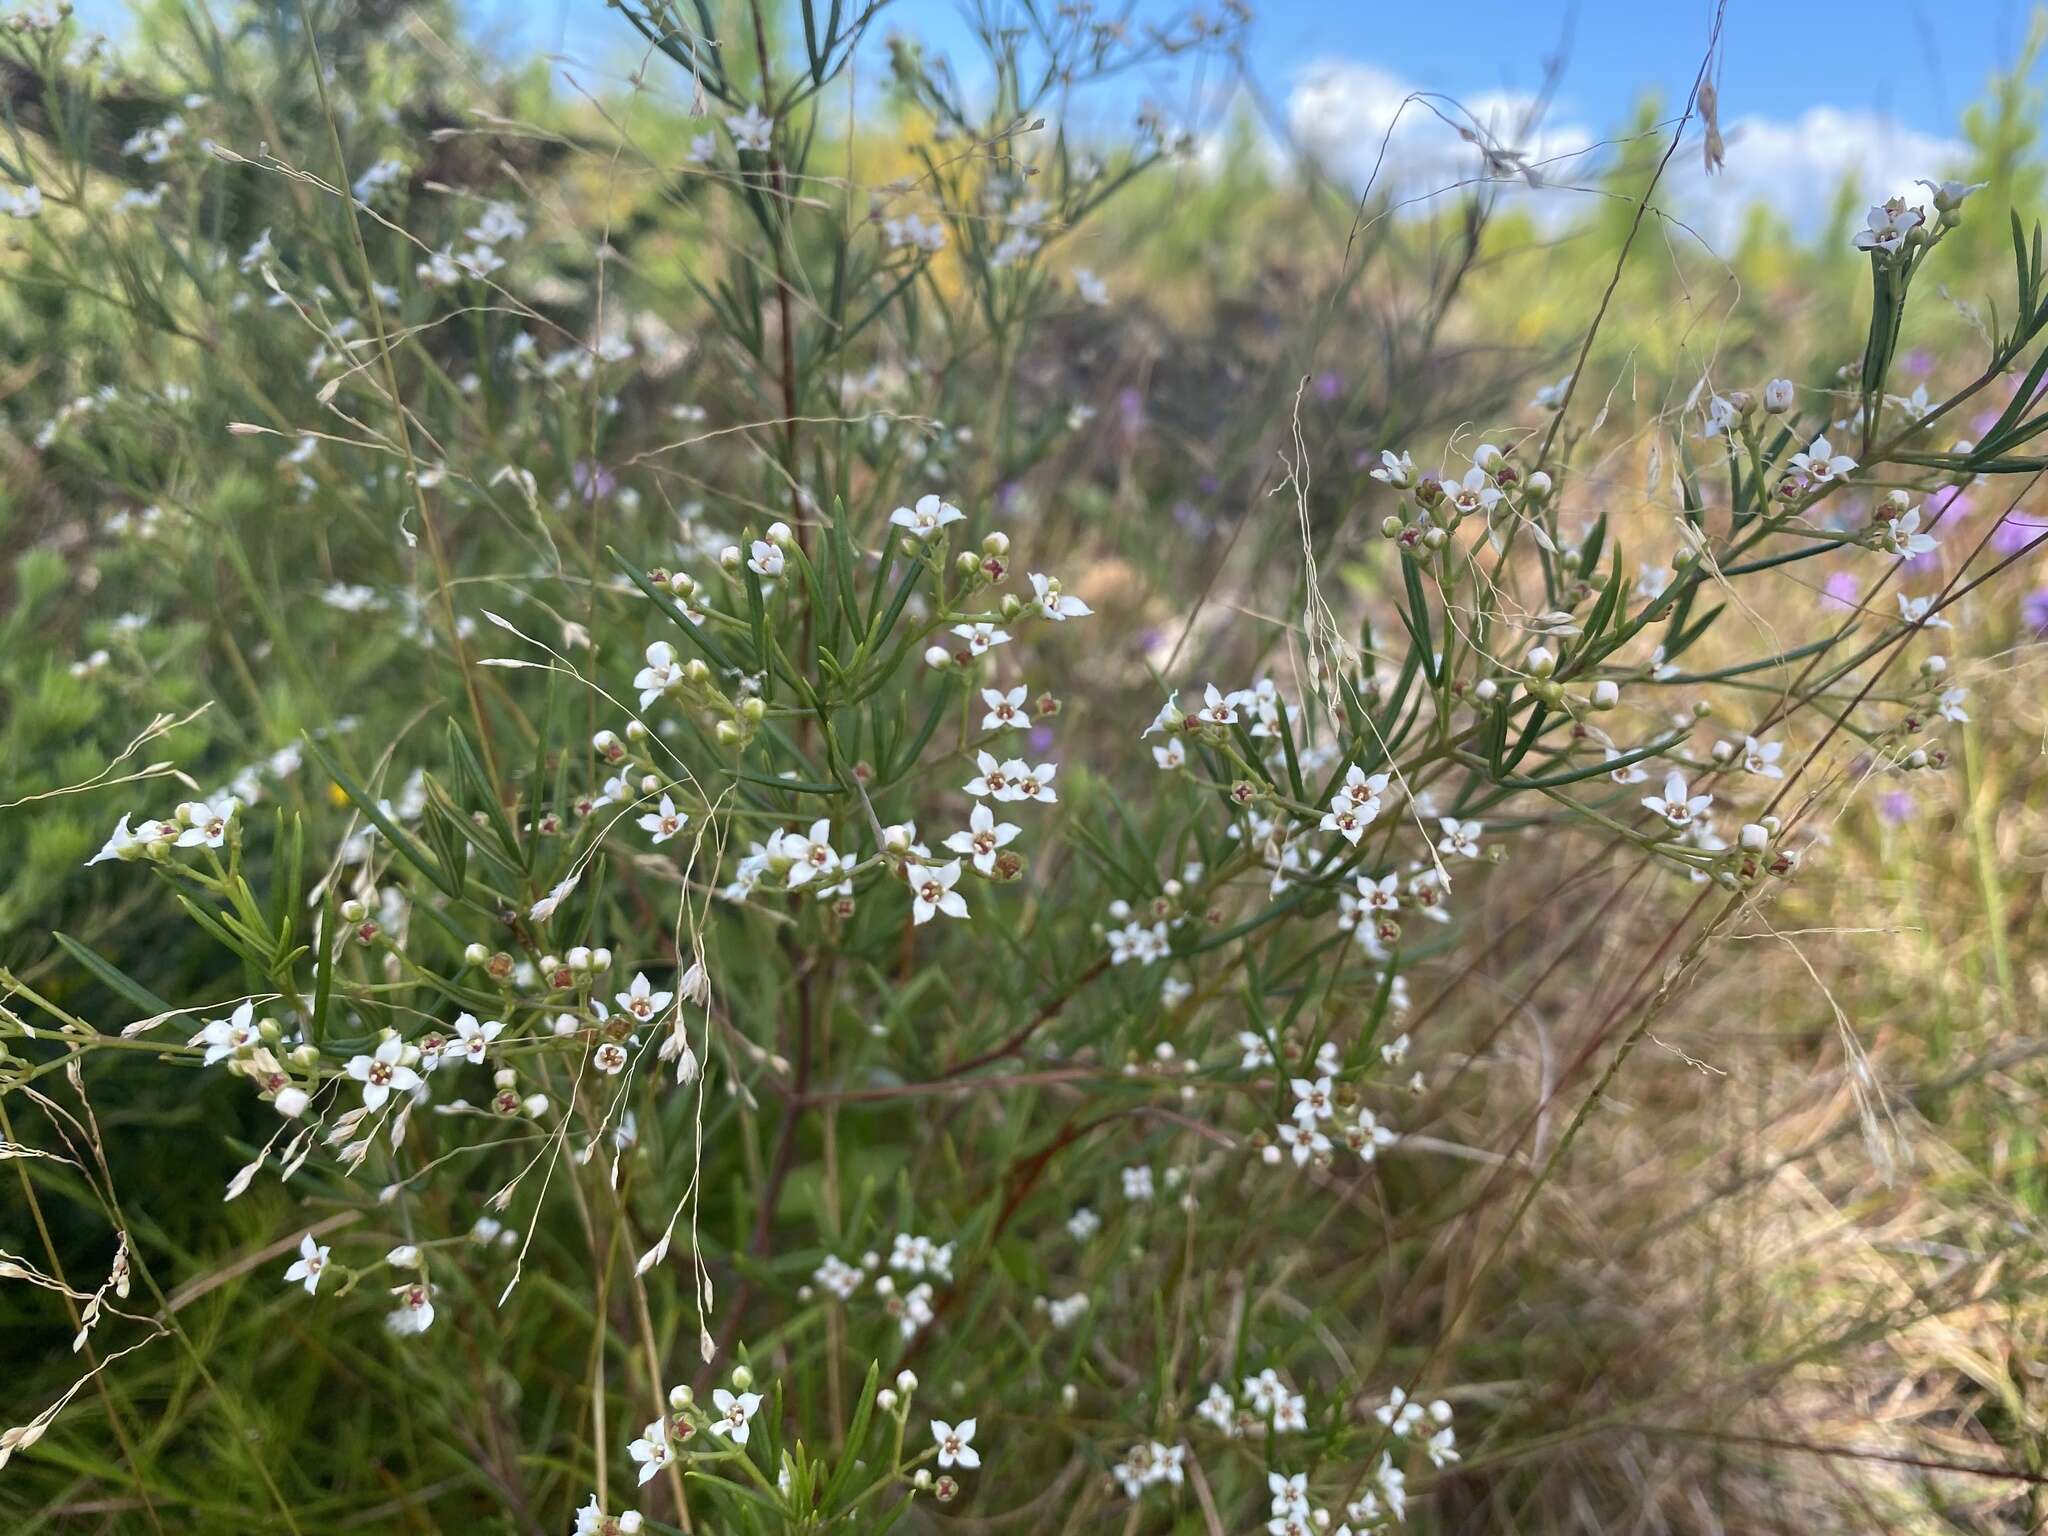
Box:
[68, 1, 2048, 243]
[443, 0, 2036, 139]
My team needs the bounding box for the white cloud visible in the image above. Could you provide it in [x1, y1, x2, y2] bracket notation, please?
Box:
[1678, 107, 1967, 247]
[1272, 59, 1970, 252]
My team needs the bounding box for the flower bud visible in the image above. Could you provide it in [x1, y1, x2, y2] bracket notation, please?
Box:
[668, 1384, 694, 1410]
[1590, 679, 1619, 710]
[714, 720, 742, 745]
[1474, 442, 1503, 473]
[1380, 515, 1403, 540]
[730, 1364, 754, 1391]
[719, 544, 741, 568]
[741, 696, 766, 722]
[1524, 470, 1552, 501]
[877, 1388, 898, 1412]
[1740, 822, 1770, 851]
[1763, 377, 1794, 413]
[1473, 677, 1499, 702]
[982, 530, 1010, 556]
[924, 645, 951, 670]
[273, 1086, 310, 1118]
[1525, 646, 1556, 679]
[339, 898, 368, 923]
[896, 1369, 918, 1392]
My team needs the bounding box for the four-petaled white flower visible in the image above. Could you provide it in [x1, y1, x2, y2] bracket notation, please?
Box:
[1642, 770, 1712, 828]
[1446, 466, 1502, 518]
[1003, 761, 1058, 804]
[1290, 1075, 1334, 1125]
[945, 805, 1020, 874]
[952, 621, 1011, 656]
[346, 1037, 421, 1110]
[1938, 686, 1969, 722]
[964, 750, 1011, 799]
[593, 1041, 631, 1075]
[748, 538, 784, 578]
[199, 1000, 259, 1065]
[638, 793, 688, 845]
[709, 1387, 762, 1444]
[980, 685, 1028, 731]
[1029, 572, 1092, 621]
[627, 1420, 670, 1485]
[1370, 450, 1414, 487]
[932, 1417, 981, 1470]
[1880, 506, 1937, 558]
[1274, 1120, 1330, 1166]
[633, 641, 680, 707]
[1196, 684, 1239, 727]
[782, 820, 840, 888]
[908, 860, 969, 924]
[890, 494, 963, 536]
[444, 1013, 503, 1066]
[1896, 592, 1951, 629]
[283, 1232, 330, 1295]
[726, 105, 773, 152]
[1741, 737, 1784, 778]
[1788, 434, 1856, 484]
[616, 972, 674, 1024]
[176, 799, 235, 848]
[1853, 196, 1924, 255]
[1436, 818, 1482, 859]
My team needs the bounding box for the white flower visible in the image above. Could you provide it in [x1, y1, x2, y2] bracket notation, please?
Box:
[709, 1387, 763, 1444]
[1002, 760, 1058, 804]
[1788, 434, 1856, 483]
[444, 1013, 504, 1066]
[1289, 1076, 1334, 1125]
[1764, 377, 1795, 413]
[1152, 736, 1186, 771]
[574, 1497, 644, 1535]
[1852, 196, 1924, 255]
[1196, 684, 1239, 727]
[283, 1232, 329, 1295]
[951, 621, 1011, 656]
[980, 685, 1029, 732]
[1879, 505, 1937, 558]
[748, 539, 785, 578]
[386, 1280, 436, 1335]
[944, 805, 1020, 874]
[634, 641, 681, 707]
[726, 105, 773, 152]
[593, 1041, 631, 1075]
[1066, 1206, 1101, 1241]
[1446, 465, 1502, 518]
[1274, 1120, 1330, 1166]
[1, 183, 44, 219]
[1642, 770, 1712, 828]
[175, 799, 235, 848]
[781, 819, 840, 888]
[346, 1037, 421, 1110]
[638, 794, 689, 845]
[932, 1417, 981, 1470]
[1370, 449, 1415, 487]
[199, 1001, 259, 1065]
[1121, 1165, 1154, 1202]
[908, 860, 968, 924]
[1917, 177, 1986, 214]
[1896, 592, 1951, 629]
[1073, 268, 1109, 306]
[1740, 737, 1784, 778]
[1436, 817, 1482, 859]
[616, 973, 674, 1024]
[1238, 1031, 1274, 1071]
[1938, 686, 1969, 722]
[889, 494, 964, 536]
[627, 1419, 670, 1485]
[1030, 572, 1092, 620]
[1269, 1471, 1310, 1518]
